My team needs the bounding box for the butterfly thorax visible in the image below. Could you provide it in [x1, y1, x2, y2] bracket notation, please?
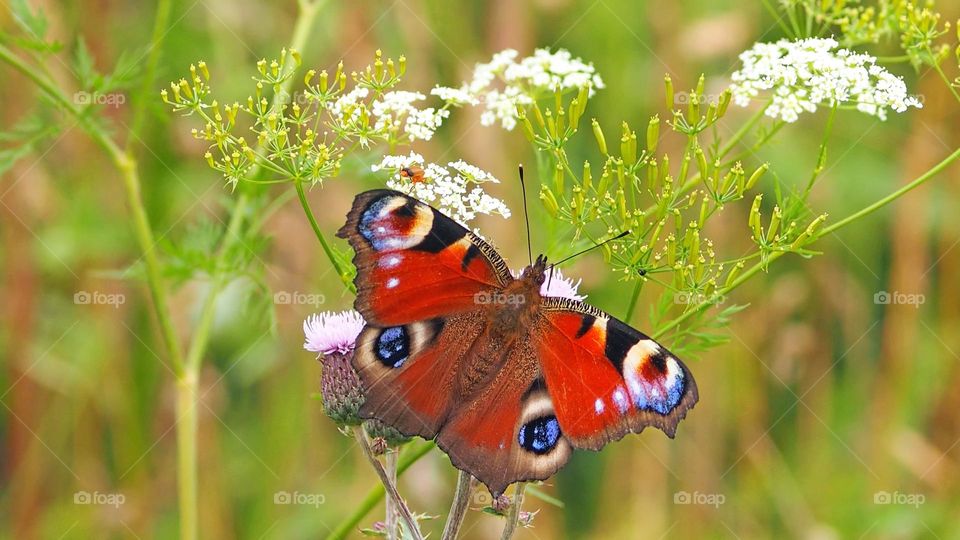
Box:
[458, 256, 548, 397]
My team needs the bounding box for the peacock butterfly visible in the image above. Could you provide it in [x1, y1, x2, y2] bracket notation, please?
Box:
[336, 189, 698, 496]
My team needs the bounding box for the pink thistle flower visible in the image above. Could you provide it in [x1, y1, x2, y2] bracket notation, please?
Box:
[303, 310, 365, 357]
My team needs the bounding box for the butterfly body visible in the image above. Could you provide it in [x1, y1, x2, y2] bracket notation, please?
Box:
[337, 189, 697, 495]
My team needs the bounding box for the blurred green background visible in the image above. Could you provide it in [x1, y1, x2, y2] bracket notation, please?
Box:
[2, 0, 959, 538]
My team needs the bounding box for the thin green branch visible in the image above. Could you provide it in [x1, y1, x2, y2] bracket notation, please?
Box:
[352, 427, 424, 540]
[325, 441, 436, 540]
[295, 180, 355, 293]
[654, 145, 960, 339]
[125, 0, 173, 149]
[0, 42, 186, 377]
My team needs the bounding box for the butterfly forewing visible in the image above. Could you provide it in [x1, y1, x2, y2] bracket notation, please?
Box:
[535, 298, 698, 449]
[336, 189, 512, 327]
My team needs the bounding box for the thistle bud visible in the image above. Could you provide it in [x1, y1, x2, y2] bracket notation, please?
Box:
[304, 312, 367, 426]
[492, 494, 512, 514]
[365, 419, 411, 447]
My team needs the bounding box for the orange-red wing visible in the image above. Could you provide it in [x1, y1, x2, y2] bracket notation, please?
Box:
[533, 299, 699, 450]
[434, 339, 572, 496]
[354, 313, 575, 497]
[337, 190, 512, 326]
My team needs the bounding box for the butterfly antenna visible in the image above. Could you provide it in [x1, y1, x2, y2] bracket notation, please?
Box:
[550, 230, 631, 271]
[518, 164, 533, 266]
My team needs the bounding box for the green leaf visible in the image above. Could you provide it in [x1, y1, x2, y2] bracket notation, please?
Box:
[73, 37, 102, 90]
[7, 0, 60, 52]
[0, 112, 60, 179]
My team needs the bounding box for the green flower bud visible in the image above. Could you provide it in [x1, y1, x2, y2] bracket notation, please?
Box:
[592, 118, 607, 155]
[647, 115, 660, 153]
[664, 74, 674, 110]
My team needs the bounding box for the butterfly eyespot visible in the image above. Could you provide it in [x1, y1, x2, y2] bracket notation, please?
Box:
[375, 326, 409, 368]
[518, 415, 561, 455]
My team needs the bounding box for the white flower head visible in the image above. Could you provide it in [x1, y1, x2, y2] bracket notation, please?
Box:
[434, 48, 603, 130]
[730, 37, 922, 122]
[374, 155, 511, 229]
[371, 90, 450, 141]
[303, 310, 366, 357]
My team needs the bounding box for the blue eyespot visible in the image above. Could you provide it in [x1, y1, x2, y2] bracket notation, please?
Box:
[376, 326, 409, 368]
[359, 198, 389, 248]
[518, 415, 561, 454]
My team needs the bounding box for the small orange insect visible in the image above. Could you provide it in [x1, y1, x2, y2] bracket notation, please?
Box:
[399, 166, 426, 183]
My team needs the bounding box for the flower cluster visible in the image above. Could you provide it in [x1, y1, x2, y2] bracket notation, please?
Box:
[730, 38, 922, 122]
[372, 152, 511, 228]
[433, 48, 604, 130]
[371, 90, 449, 142]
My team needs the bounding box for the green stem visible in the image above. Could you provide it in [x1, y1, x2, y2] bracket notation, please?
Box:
[385, 451, 398, 540]
[654, 145, 960, 338]
[175, 373, 199, 540]
[325, 441, 435, 540]
[125, 0, 173, 150]
[929, 58, 960, 105]
[295, 179, 354, 293]
[0, 43, 186, 376]
[818, 146, 960, 236]
[623, 277, 644, 324]
[352, 427, 424, 540]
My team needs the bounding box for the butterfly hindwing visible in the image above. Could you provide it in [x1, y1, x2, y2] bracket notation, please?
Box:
[336, 189, 512, 327]
[353, 314, 483, 437]
[434, 339, 573, 496]
[534, 298, 698, 450]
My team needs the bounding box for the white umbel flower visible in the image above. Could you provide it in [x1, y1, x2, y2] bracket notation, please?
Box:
[433, 48, 603, 130]
[371, 90, 449, 141]
[373, 153, 511, 229]
[730, 38, 922, 122]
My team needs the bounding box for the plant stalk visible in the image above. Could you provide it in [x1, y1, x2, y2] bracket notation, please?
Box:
[500, 483, 526, 540]
[325, 441, 435, 540]
[441, 470, 473, 540]
[351, 427, 424, 540]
